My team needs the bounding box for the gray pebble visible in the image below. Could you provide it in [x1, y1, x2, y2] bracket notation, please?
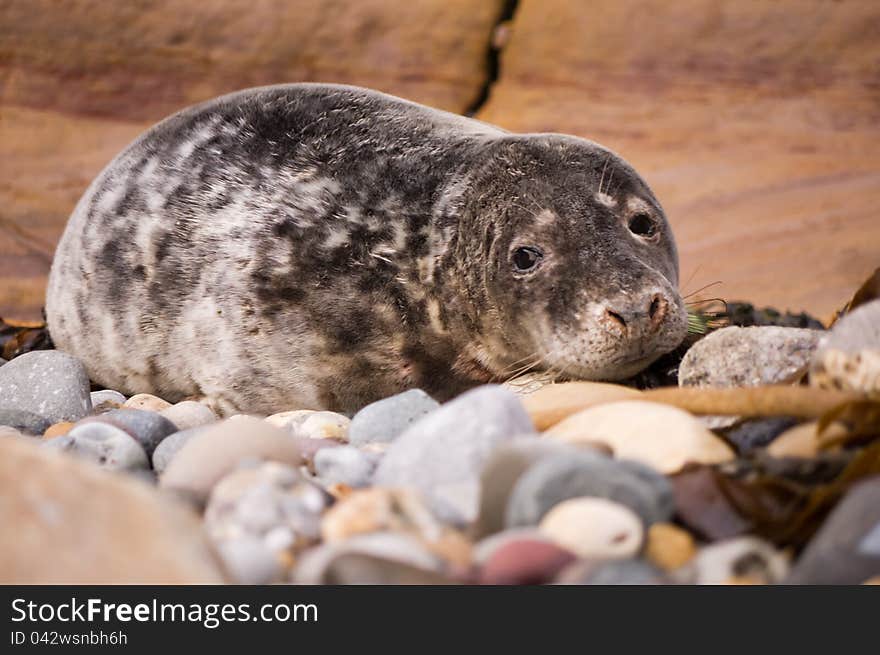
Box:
[723, 417, 798, 455]
[374, 385, 536, 525]
[505, 451, 674, 529]
[348, 389, 439, 445]
[558, 559, 670, 585]
[215, 536, 283, 585]
[86, 408, 178, 457]
[314, 445, 379, 488]
[0, 408, 51, 435]
[0, 351, 92, 427]
[151, 427, 207, 475]
[45, 422, 149, 472]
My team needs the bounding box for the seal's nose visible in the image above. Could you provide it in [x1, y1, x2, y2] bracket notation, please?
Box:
[602, 292, 670, 335]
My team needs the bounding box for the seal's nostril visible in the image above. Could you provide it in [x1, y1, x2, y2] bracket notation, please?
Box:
[606, 309, 627, 328]
[648, 293, 667, 324]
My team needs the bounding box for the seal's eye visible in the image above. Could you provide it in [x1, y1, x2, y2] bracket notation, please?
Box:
[512, 246, 543, 273]
[628, 213, 657, 237]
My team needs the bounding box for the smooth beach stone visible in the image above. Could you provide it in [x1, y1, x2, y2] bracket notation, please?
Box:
[319, 487, 442, 544]
[266, 410, 350, 441]
[348, 389, 439, 446]
[83, 408, 178, 457]
[313, 445, 379, 488]
[474, 439, 583, 538]
[557, 558, 670, 585]
[0, 437, 225, 583]
[46, 422, 149, 472]
[0, 351, 91, 426]
[765, 420, 848, 459]
[374, 385, 536, 524]
[215, 535, 283, 585]
[685, 536, 789, 585]
[479, 538, 576, 585]
[472, 528, 552, 565]
[159, 417, 301, 502]
[811, 299, 880, 393]
[0, 426, 27, 441]
[504, 450, 674, 529]
[679, 325, 823, 388]
[160, 401, 218, 431]
[123, 393, 172, 412]
[150, 427, 206, 475]
[521, 381, 643, 431]
[318, 553, 456, 585]
[538, 497, 644, 560]
[43, 422, 74, 439]
[89, 389, 126, 413]
[205, 462, 331, 583]
[645, 523, 697, 571]
[292, 532, 444, 584]
[0, 408, 51, 435]
[545, 400, 735, 474]
[722, 417, 798, 455]
[787, 477, 880, 584]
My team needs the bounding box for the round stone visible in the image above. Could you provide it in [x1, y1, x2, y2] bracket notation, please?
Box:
[160, 401, 217, 431]
[479, 538, 576, 585]
[123, 393, 172, 412]
[0, 351, 92, 427]
[539, 497, 644, 560]
[313, 445, 378, 488]
[45, 422, 149, 472]
[348, 389, 439, 445]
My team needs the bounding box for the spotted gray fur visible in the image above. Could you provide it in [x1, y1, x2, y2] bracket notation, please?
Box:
[46, 84, 687, 415]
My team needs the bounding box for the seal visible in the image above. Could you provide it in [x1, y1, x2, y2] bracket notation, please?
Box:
[45, 83, 687, 415]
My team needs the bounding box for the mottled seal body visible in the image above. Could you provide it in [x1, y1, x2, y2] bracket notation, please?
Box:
[46, 84, 687, 415]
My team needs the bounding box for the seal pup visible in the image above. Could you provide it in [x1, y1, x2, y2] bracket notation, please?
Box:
[46, 83, 687, 415]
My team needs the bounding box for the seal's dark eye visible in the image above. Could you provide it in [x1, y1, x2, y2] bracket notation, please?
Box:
[628, 213, 657, 237]
[512, 246, 543, 273]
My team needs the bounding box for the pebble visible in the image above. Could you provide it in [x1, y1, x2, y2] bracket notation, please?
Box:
[679, 325, 823, 388]
[160, 401, 217, 431]
[89, 389, 126, 413]
[473, 528, 552, 565]
[314, 552, 455, 585]
[123, 393, 172, 412]
[504, 450, 674, 529]
[765, 420, 848, 459]
[645, 523, 697, 571]
[0, 425, 26, 441]
[557, 559, 670, 585]
[538, 497, 644, 560]
[474, 439, 583, 537]
[479, 538, 576, 585]
[320, 487, 442, 544]
[266, 410, 350, 441]
[546, 400, 735, 474]
[159, 417, 301, 503]
[313, 445, 379, 488]
[722, 417, 798, 455]
[0, 436, 225, 583]
[0, 351, 92, 429]
[205, 462, 331, 584]
[373, 385, 536, 524]
[787, 476, 880, 584]
[0, 408, 52, 435]
[520, 381, 642, 431]
[44, 422, 149, 472]
[82, 408, 178, 457]
[150, 427, 205, 475]
[348, 389, 439, 445]
[811, 299, 880, 393]
[685, 536, 789, 584]
[293, 532, 444, 584]
[43, 422, 74, 439]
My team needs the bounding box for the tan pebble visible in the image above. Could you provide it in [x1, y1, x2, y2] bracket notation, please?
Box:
[522, 381, 642, 431]
[424, 530, 473, 569]
[546, 400, 734, 474]
[123, 393, 172, 412]
[766, 420, 847, 459]
[160, 401, 217, 431]
[538, 497, 643, 560]
[0, 426, 25, 440]
[159, 417, 301, 502]
[321, 487, 442, 544]
[645, 523, 697, 571]
[265, 409, 315, 430]
[266, 410, 350, 441]
[43, 422, 74, 439]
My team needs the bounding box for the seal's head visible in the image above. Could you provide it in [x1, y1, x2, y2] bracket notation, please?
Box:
[452, 134, 687, 382]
